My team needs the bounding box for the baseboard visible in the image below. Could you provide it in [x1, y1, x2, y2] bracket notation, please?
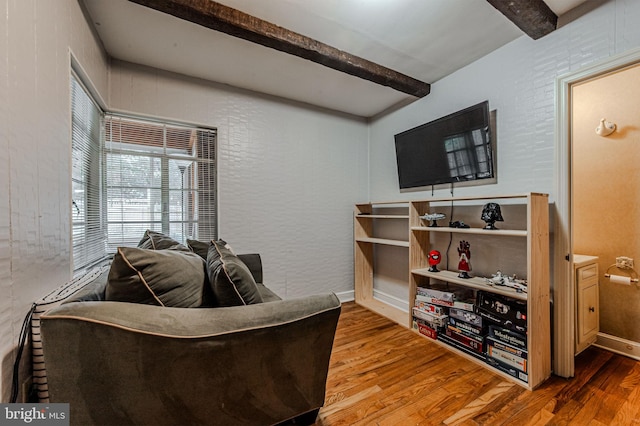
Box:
[334, 289, 409, 313]
[372, 289, 410, 313]
[335, 290, 354, 303]
[593, 332, 640, 361]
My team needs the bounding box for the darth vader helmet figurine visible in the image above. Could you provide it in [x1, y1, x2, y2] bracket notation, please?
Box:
[481, 202, 504, 230]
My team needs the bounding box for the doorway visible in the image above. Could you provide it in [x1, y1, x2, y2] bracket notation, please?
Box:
[555, 48, 640, 378]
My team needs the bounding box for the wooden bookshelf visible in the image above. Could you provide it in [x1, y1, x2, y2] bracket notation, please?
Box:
[354, 193, 551, 390]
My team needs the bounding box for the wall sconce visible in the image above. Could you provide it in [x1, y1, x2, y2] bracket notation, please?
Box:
[595, 118, 616, 137]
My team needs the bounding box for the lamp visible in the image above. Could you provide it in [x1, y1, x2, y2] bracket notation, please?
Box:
[174, 158, 194, 241]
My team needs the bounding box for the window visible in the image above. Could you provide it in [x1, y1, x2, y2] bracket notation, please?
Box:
[103, 115, 217, 251]
[71, 74, 106, 272]
[70, 77, 217, 273]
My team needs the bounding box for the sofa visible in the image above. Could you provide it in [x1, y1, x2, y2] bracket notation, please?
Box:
[40, 232, 341, 425]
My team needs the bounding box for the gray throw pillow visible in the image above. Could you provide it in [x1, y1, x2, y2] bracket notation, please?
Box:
[138, 230, 189, 251]
[186, 239, 211, 260]
[106, 247, 207, 307]
[207, 240, 263, 306]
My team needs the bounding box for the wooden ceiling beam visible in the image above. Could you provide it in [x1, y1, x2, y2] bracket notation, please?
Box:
[486, 0, 558, 40]
[128, 0, 430, 98]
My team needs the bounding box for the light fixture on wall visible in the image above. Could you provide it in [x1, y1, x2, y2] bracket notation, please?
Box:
[595, 118, 616, 137]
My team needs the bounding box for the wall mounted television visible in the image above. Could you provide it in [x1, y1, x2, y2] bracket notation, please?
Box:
[394, 101, 496, 191]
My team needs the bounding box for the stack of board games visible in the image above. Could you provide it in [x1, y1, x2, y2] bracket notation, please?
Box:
[412, 287, 449, 339]
[440, 306, 486, 361]
[475, 291, 527, 333]
[413, 287, 529, 383]
[474, 291, 528, 383]
[485, 325, 528, 383]
[411, 286, 473, 340]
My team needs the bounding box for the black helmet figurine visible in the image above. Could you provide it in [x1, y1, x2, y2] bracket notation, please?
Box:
[481, 202, 504, 230]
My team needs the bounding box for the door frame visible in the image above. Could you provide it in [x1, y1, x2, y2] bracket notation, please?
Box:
[554, 47, 640, 377]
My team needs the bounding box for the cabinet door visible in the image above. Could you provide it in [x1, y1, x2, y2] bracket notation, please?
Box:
[576, 264, 599, 353]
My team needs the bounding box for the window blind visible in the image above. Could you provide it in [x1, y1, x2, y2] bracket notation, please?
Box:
[103, 115, 217, 251]
[71, 74, 107, 272]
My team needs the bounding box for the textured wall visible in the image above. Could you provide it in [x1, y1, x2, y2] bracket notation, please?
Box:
[0, 0, 108, 402]
[367, 0, 640, 303]
[108, 62, 369, 300]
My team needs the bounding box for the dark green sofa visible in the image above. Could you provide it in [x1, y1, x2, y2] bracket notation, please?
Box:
[40, 253, 341, 425]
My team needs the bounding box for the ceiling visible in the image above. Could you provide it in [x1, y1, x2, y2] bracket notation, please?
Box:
[82, 0, 588, 118]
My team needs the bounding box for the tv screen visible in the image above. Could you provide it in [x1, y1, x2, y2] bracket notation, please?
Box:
[394, 101, 494, 190]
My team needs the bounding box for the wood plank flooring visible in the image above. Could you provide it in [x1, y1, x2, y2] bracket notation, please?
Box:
[315, 302, 640, 426]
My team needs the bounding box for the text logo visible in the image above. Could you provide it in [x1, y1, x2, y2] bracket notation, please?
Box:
[1, 404, 69, 426]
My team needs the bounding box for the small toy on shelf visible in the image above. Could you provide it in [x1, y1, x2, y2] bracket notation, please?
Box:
[449, 220, 470, 228]
[428, 250, 441, 272]
[457, 240, 471, 279]
[420, 212, 446, 227]
[485, 270, 528, 293]
[481, 202, 504, 230]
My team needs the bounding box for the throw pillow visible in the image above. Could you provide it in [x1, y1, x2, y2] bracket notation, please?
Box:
[187, 238, 214, 260]
[207, 240, 263, 306]
[106, 247, 207, 307]
[137, 230, 189, 251]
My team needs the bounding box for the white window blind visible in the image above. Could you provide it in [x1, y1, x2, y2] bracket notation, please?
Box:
[71, 74, 107, 272]
[103, 115, 217, 251]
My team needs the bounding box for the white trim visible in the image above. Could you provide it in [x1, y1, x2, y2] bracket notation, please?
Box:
[334, 288, 409, 312]
[335, 290, 355, 304]
[373, 289, 410, 313]
[594, 332, 640, 362]
[554, 47, 640, 378]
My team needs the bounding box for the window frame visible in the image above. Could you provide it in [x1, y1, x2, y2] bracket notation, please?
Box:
[70, 75, 218, 274]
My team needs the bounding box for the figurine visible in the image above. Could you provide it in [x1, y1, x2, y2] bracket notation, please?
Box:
[420, 212, 446, 227]
[485, 270, 528, 293]
[481, 202, 504, 230]
[449, 220, 470, 229]
[428, 250, 441, 272]
[457, 240, 471, 279]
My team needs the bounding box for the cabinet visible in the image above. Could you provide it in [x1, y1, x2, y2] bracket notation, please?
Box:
[574, 255, 599, 354]
[354, 193, 551, 390]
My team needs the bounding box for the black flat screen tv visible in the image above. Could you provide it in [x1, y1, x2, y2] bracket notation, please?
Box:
[394, 101, 495, 191]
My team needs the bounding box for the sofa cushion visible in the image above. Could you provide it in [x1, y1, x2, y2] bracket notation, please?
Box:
[106, 247, 208, 307]
[207, 240, 264, 306]
[138, 230, 189, 251]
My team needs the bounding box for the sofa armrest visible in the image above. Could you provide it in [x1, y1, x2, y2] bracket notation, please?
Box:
[40, 294, 341, 425]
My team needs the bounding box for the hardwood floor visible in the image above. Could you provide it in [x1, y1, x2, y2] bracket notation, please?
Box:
[315, 302, 640, 426]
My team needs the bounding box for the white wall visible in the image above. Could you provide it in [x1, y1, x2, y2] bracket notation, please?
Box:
[0, 0, 109, 401]
[367, 0, 640, 302]
[108, 62, 369, 300]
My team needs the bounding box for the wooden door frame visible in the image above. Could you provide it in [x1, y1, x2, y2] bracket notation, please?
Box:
[554, 47, 640, 377]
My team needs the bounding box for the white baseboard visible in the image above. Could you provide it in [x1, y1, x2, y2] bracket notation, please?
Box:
[334, 289, 409, 313]
[593, 332, 640, 361]
[372, 289, 409, 313]
[335, 290, 354, 303]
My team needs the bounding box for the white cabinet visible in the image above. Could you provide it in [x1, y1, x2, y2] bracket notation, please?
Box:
[574, 255, 599, 354]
